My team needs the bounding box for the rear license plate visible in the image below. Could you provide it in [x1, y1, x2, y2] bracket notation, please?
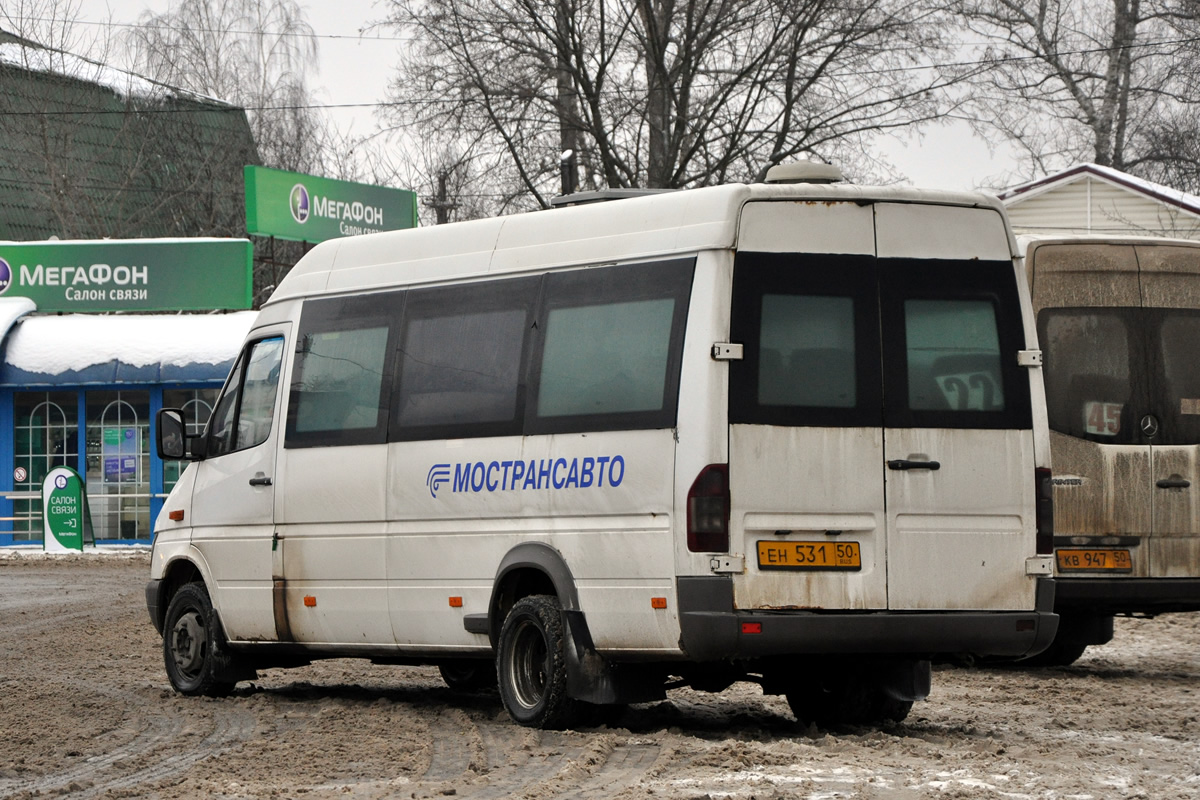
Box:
[1056, 549, 1133, 572]
[757, 540, 861, 571]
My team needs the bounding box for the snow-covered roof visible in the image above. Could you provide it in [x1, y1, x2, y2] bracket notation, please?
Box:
[0, 311, 257, 387]
[999, 163, 1200, 216]
[0, 32, 229, 107]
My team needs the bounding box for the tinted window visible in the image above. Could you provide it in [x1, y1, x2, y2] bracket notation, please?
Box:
[391, 277, 537, 441]
[527, 259, 694, 434]
[732, 254, 1031, 429]
[1039, 309, 1136, 442]
[294, 328, 390, 432]
[730, 253, 882, 427]
[208, 336, 285, 457]
[287, 293, 398, 448]
[1160, 311, 1200, 444]
[759, 295, 856, 408]
[1041, 307, 1200, 445]
[880, 259, 1031, 430]
[539, 298, 676, 416]
[905, 299, 1004, 412]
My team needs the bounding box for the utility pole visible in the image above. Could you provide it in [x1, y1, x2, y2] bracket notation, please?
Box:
[423, 170, 458, 224]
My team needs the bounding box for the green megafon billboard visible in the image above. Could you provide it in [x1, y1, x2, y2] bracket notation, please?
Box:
[0, 238, 252, 312]
[244, 166, 418, 243]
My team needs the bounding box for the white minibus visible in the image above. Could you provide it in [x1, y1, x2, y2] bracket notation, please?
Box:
[148, 163, 1057, 728]
[1023, 234, 1200, 664]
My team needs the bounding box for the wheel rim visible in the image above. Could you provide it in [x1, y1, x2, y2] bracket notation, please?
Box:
[509, 618, 548, 710]
[170, 609, 208, 681]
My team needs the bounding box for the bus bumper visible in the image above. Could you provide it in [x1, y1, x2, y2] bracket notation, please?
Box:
[1055, 577, 1200, 615]
[677, 576, 1058, 661]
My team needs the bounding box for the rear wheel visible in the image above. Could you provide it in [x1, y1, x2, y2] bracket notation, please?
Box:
[162, 583, 238, 697]
[784, 661, 920, 727]
[787, 682, 912, 726]
[439, 660, 498, 692]
[1019, 637, 1089, 667]
[1019, 614, 1109, 667]
[497, 595, 577, 729]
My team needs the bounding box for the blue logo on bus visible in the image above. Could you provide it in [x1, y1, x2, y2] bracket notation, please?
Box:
[427, 456, 625, 498]
[0, 258, 11, 295]
[427, 464, 451, 498]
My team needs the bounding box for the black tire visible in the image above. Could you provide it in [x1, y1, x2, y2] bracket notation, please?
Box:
[439, 660, 498, 692]
[786, 678, 913, 726]
[162, 583, 238, 697]
[497, 594, 577, 729]
[1019, 637, 1089, 667]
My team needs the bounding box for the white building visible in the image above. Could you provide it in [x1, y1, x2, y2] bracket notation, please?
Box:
[999, 164, 1200, 240]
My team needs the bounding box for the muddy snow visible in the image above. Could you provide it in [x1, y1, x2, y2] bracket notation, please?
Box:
[2, 552, 1198, 799]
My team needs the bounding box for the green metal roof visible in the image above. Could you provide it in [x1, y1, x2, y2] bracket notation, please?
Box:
[0, 30, 259, 241]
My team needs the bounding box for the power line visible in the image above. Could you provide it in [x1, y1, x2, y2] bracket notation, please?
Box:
[15, 14, 415, 43]
[0, 33, 1194, 120]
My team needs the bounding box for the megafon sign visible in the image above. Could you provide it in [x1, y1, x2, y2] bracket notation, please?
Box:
[244, 166, 418, 243]
[0, 238, 252, 312]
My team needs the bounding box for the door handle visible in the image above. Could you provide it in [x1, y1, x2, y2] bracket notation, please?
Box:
[1156, 478, 1191, 489]
[887, 459, 941, 471]
[249, 475, 273, 487]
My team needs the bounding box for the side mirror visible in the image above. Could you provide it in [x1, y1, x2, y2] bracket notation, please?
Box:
[157, 408, 195, 460]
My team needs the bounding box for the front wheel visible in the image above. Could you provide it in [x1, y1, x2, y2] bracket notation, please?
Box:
[162, 583, 238, 697]
[497, 595, 577, 729]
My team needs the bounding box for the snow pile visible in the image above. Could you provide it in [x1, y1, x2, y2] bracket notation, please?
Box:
[5, 311, 257, 374]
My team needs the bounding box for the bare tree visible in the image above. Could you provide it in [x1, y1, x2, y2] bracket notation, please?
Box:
[951, 0, 1200, 184]
[0, 0, 105, 60]
[380, 0, 961, 215]
[124, 0, 328, 174]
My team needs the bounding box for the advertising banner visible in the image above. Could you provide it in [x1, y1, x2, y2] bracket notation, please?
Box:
[0, 238, 252, 313]
[102, 427, 139, 484]
[42, 466, 86, 553]
[244, 165, 418, 243]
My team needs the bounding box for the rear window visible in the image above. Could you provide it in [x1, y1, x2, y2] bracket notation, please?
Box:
[759, 295, 856, 408]
[731, 253, 1030, 429]
[904, 299, 1005, 413]
[1040, 307, 1200, 445]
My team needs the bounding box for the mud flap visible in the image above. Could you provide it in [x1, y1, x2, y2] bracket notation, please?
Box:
[210, 608, 259, 684]
[561, 609, 665, 705]
[879, 659, 931, 702]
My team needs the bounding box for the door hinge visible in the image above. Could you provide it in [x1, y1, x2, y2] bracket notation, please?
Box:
[1017, 349, 1043, 367]
[1025, 556, 1054, 576]
[711, 343, 744, 361]
[710, 554, 744, 574]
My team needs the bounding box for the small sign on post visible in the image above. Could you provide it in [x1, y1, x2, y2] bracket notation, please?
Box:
[42, 466, 87, 553]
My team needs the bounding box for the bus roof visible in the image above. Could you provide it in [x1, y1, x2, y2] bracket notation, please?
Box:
[267, 180, 1011, 306]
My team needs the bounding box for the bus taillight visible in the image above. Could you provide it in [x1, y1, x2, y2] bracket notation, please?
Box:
[1035, 467, 1054, 554]
[688, 464, 730, 553]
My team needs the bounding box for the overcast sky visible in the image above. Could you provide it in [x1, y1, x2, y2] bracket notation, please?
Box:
[84, 0, 1018, 193]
